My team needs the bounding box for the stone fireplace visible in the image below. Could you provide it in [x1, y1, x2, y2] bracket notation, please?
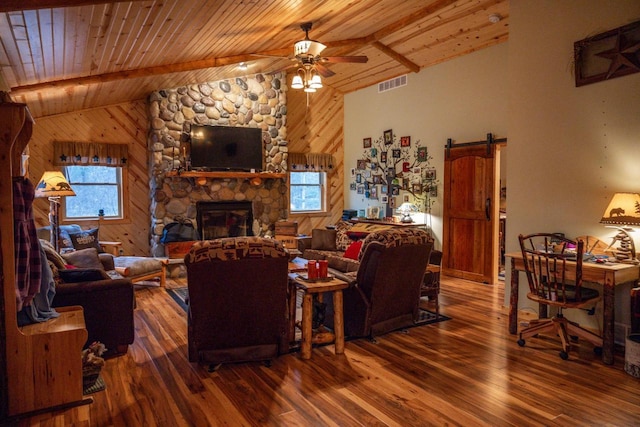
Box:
[147, 72, 289, 257]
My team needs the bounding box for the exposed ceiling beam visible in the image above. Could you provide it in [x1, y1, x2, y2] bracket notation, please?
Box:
[0, 0, 135, 13]
[371, 42, 420, 73]
[9, 50, 292, 94]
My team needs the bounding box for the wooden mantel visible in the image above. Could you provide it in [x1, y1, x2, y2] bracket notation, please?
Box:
[166, 170, 286, 180]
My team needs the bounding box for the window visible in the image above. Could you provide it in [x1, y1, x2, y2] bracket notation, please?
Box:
[63, 165, 124, 220]
[290, 171, 326, 213]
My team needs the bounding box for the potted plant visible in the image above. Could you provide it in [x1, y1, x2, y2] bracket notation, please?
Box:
[82, 341, 106, 389]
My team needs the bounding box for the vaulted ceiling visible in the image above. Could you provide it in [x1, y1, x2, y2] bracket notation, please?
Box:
[0, 0, 509, 118]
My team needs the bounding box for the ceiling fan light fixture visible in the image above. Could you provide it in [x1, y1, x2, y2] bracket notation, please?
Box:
[309, 73, 322, 89]
[291, 74, 304, 89]
[294, 40, 326, 57]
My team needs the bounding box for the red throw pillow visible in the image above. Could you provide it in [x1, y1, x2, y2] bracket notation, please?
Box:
[344, 240, 363, 260]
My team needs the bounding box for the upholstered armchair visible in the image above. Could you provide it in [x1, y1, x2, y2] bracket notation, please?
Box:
[324, 228, 433, 338]
[184, 237, 290, 368]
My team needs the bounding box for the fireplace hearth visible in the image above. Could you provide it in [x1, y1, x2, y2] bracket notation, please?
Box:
[196, 201, 253, 239]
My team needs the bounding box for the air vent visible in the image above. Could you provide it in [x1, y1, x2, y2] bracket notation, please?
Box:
[378, 75, 407, 93]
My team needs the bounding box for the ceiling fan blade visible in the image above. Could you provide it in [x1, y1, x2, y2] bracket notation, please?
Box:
[315, 63, 336, 78]
[267, 63, 298, 75]
[321, 56, 368, 63]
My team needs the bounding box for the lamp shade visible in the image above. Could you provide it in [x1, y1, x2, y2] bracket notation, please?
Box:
[34, 171, 76, 198]
[600, 192, 640, 226]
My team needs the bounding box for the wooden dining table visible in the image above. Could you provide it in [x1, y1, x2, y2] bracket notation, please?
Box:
[506, 252, 640, 365]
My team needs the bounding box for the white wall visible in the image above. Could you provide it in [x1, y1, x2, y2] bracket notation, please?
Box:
[344, 42, 509, 249]
[507, 0, 640, 331]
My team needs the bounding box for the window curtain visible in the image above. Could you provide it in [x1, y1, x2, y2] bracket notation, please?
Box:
[53, 142, 128, 167]
[288, 152, 334, 171]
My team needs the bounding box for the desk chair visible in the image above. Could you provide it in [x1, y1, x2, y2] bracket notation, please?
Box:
[518, 233, 603, 360]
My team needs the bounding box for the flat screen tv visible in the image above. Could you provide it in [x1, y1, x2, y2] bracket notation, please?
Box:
[189, 125, 263, 171]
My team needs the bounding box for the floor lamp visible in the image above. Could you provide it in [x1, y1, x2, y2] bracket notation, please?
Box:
[34, 171, 76, 252]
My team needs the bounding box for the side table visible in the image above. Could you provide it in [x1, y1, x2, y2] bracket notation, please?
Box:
[289, 273, 349, 360]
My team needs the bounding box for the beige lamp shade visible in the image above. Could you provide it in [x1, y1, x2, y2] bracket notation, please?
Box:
[600, 193, 640, 226]
[34, 171, 76, 198]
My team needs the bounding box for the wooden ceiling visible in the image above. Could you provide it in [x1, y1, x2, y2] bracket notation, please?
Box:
[0, 0, 509, 118]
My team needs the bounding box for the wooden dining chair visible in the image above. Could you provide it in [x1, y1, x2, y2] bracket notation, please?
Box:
[517, 233, 603, 360]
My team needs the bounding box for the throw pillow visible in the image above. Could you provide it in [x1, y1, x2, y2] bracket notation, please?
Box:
[343, 240, 363, 260]
[62, 248, 104, 270]
[334, 220, 354, 252]
[68, 228, 103, 253]
[39, 239, 67, 270]
[311, 229, 337, 251]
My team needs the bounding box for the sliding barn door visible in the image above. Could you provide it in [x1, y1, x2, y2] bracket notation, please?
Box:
[442, 144, 498, 284]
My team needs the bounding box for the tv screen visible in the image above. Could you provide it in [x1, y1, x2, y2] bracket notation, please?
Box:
[189, 125, 263, 171]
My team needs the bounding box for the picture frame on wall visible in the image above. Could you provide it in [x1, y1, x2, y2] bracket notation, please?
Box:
[430, 185, 437, 197]
[356, 173, 362, 183]
[350, 182, 356, 190]
[417, 146, 428, 162]
[357, 185, 364, 194]
[413, 183, 422, 194]
[400, 136, 410, 147]
[380, 151, 387, 163]
[402, 162, 410, 172]
[392, 149, 401, 158]
[363, 137, 372, 148]
[370, 148, 377, 157]
[357, 159, 366, 170]
[426, 169, 436, 180]
[384, 129, 393, 145]
[381, 195, 388, 204]
[381, 185, 388, 194]
[373, 174, 382, 184]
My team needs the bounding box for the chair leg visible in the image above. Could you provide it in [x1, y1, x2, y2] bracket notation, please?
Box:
[564, 321, 603, 348]
[519, 319, 556, 340]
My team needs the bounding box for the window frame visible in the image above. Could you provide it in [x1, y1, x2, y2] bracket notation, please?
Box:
[61, 165, 129, 223]
[289, 170, 328, 215]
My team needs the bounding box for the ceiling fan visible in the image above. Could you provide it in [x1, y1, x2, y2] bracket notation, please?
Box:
[271, 22, 368, 91]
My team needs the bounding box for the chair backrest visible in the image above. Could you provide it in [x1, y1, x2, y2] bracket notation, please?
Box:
[184, 237, 289, 364]
[518, 233, 586, 305]
[355, 228, 433, 335]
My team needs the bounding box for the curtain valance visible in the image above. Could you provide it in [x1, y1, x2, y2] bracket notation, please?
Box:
[53, 142, 129, 167]
[288, 152, 334, 171]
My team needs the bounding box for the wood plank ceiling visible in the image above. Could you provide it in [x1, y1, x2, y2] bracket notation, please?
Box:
[0, 0, 509, 118]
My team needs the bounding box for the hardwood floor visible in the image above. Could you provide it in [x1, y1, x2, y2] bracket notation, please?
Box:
[16, 276, 640, 426]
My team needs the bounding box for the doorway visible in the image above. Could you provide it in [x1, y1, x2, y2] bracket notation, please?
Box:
[441, 137, 506, 284]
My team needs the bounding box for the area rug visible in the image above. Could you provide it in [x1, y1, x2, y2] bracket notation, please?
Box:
[167, 287, 450, 328]
[83, 376, 106, 395]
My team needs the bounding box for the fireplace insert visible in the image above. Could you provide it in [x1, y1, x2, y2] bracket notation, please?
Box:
[196, 201, 253, 239]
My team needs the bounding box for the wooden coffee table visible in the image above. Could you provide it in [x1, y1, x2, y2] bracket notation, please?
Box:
[288, 273, 348, 360]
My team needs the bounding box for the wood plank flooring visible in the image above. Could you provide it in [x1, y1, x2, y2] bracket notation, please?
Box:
[16, 276, 640, 426]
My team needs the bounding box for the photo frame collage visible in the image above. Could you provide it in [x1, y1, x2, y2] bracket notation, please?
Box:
[350, 130, 439, 213]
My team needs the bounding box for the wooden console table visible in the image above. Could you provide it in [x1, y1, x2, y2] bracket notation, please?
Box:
[507, 252, 640, 365]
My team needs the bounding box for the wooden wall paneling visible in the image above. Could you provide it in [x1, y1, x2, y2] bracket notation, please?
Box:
[287, 85, 345, 236]
[29, 100, 151, 256]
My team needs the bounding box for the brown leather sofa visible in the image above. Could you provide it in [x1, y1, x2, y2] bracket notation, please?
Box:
[184, 237, 290, 367]
[323, 228, 433, 338]
[39, 238, 135, 355]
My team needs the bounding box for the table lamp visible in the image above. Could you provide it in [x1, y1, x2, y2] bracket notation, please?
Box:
[397, 202, 419, 223]
[34, 171, 76, 252]
[600, 192, 640, 264]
